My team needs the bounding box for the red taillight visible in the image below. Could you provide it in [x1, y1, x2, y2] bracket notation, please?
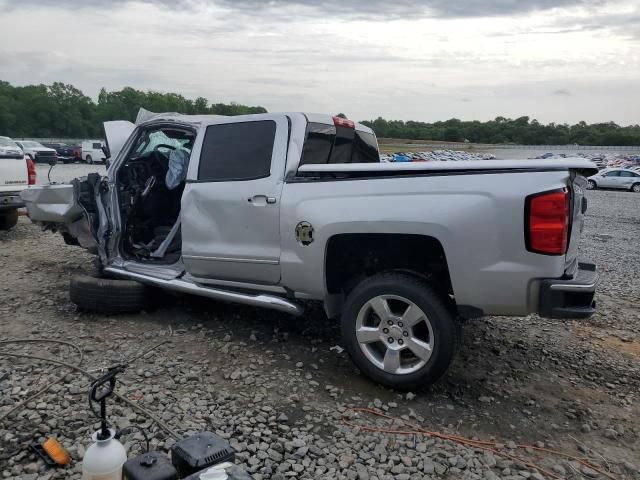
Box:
[526, 189, 569, 255]
[333, 116, 355, 129]
[26, 156, 37, 185]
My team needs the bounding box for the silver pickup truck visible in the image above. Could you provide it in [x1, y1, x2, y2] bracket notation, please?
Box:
[21, 112, 599, 389]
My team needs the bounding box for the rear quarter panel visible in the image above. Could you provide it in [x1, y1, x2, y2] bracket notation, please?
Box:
[280, 170, 572, 315]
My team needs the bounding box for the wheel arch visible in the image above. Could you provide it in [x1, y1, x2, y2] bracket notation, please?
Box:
[323, 233, 456, 318]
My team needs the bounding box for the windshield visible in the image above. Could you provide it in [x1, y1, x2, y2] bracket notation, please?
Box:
[0, 137, 19, 148]
[21, 141, 45, 148]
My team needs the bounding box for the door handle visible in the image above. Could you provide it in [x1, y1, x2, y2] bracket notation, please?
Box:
[248, 195, 277, 206]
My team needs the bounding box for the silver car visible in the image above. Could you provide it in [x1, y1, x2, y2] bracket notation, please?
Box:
[587, 168, 640, 192]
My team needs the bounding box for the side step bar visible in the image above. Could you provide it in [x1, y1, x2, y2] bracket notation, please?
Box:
[104, 267, 304, 316]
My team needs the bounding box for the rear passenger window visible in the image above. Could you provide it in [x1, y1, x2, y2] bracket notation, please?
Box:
[198, 121, 276, 181]
[92, 143, 102, 149]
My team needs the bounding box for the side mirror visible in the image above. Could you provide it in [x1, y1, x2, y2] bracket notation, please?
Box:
[105, 159, 111, 169]
[48, 158, 58, 166]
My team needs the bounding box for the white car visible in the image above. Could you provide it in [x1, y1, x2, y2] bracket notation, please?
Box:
[0, 136, 36, 230]
[81, 140, 106, 164]
[15, 140, 58, 164]
[587, 168, 640, 192]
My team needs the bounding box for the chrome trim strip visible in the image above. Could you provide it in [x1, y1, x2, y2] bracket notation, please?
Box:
[104, 267, 303, 316]
[182, 254, 279, 265]
[549, 275, 599, 292]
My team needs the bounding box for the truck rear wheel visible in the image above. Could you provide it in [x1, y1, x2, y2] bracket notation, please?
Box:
[70, 274, 155, 314]
[341, 272, 459, 390]
[0, 210, 19, 231]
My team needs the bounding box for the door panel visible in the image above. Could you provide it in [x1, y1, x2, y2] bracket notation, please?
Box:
[599, 171, 618, 188]
[181, 115, 288, 285]
[618, 171, 637, 189]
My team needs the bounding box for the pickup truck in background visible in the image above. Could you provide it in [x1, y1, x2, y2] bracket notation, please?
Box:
[0, 136, 36, 230]
[15, 140, 58, 164]
[42, 142, 79, 164]
[21, 112, 599, 389]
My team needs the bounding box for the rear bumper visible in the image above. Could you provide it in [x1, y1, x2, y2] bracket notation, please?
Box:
[0, 193, 24, 210]
[539, 261, 598, 319]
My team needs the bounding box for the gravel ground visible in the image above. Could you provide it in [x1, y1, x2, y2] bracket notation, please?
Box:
[0, 182, 639, 479]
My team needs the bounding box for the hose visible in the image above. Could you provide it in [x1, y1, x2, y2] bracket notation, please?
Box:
[0, 340, 180, 440]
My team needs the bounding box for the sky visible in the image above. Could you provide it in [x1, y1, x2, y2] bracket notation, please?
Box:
[0, 0, 638, 125]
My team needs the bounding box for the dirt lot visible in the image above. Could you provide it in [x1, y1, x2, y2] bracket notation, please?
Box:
[0, 185, 639, 479]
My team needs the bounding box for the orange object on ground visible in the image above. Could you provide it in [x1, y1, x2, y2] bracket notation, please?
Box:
[42, 437, 71, 466]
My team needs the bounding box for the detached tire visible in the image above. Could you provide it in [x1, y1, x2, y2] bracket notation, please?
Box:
[70, 274, 154, 313]
[0, 210, 19, 231]
[341, 272, 460, 390]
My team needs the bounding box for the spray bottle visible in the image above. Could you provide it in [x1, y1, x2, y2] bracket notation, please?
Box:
[82, 366, 127, 480]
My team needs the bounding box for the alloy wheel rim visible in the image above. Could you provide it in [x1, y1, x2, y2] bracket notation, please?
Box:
[355, 294, 434, 375]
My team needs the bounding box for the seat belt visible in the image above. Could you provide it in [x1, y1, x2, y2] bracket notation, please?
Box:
[150, 218, 181, 259]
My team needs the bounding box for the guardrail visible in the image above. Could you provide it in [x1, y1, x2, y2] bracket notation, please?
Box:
[380, 143, 640, 152]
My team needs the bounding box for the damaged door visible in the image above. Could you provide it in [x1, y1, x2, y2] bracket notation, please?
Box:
[181, 115, 288, 285]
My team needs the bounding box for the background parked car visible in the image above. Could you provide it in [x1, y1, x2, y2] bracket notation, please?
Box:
[42, 142, 77, 164]
[15, 140, 58, 164]
[81, 140, 106, 163]
[587, 168, 640, 192]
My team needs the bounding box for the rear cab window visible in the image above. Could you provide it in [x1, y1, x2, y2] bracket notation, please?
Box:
[300, 122, 379, 165]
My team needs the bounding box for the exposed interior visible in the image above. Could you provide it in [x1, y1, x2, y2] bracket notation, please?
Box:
[116, 124, 195, 263]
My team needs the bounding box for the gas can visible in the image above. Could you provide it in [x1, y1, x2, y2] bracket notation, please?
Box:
[123, 451, 178, 480]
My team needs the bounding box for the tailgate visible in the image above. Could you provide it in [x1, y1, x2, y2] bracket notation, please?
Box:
[0, 155, 28, 194]
[20, 183, 83, 223]
[565, 173, 589, 276]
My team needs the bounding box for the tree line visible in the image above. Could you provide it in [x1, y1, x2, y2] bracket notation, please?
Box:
[1, 80, 638, 145]
[0, 80, 267, 138]
[360, 116, 640, 146]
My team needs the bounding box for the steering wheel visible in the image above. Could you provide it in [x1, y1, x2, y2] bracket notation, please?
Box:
[154, 144, 176, 153]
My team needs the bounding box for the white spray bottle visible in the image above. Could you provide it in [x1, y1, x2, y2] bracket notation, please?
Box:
[82, 366, 127, 480]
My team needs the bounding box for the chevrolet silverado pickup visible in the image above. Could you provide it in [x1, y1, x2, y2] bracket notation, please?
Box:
[21, 112, 599, 389]
[1, 136, 36, 230]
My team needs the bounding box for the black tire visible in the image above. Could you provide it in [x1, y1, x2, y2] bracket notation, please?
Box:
[341, 272, 459, 390]
[0, 210, 19, 231]
[631, 183, 640, 193]
[70, 274, 155, 313]
[85, 155, 93, 164]
[587, 180, 597, 190]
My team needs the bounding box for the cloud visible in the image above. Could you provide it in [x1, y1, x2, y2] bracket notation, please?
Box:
[0, 0, 607, 19]
[553, 89, 572, 96]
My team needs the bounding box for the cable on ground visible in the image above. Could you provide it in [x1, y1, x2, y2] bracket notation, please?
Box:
[342, 407, 617, 480]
